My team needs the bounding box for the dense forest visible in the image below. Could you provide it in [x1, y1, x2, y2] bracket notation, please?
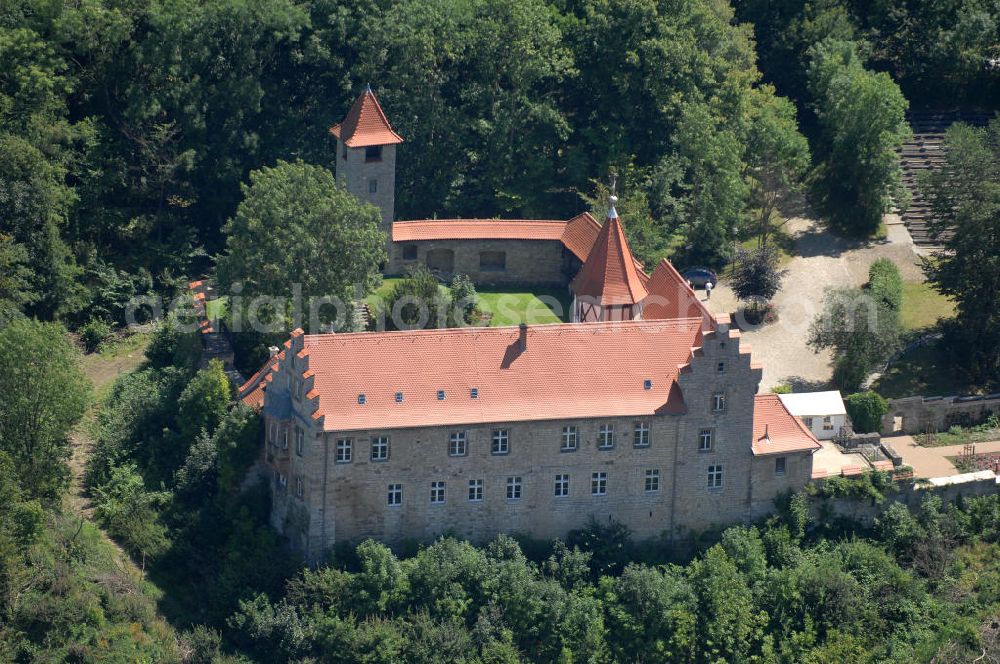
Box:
[9, 0, 999, 335]
[4, 0, 1000, 661]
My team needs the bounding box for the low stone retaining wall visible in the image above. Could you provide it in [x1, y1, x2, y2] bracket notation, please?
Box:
[881, 393, 1000, 435]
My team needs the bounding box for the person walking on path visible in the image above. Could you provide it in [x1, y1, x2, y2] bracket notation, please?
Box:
[705, 280, 713, 300]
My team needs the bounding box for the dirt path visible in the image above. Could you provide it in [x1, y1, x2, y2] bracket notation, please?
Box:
[889, 435, 1000, 478]
[67, 335, 150, 532]
[704, 216, 923, 390]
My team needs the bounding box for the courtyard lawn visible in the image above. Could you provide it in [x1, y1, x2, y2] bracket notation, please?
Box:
[476, 287, 572, 327]
[900, 281, 954, 331]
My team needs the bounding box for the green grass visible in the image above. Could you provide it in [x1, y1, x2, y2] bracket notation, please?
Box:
[900, 281, 955, 331]
[873, 340, 979, 399]
[205, 295, 228, 320]
[476, 287, 572, 326]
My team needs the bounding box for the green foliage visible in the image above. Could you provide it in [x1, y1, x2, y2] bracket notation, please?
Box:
[382, 266, 450, 330]
[845, 391, 889, 434]
[772, 383, 793, 394]
[921, 120, 1000, 386]
[807, 39, 910, 236]
[216, 160, 386, 334]
[0, 318, 90, 500]
[449, 274, 479, 326]
[78, 317, 112, 353]
[92, 463, 170, 568]
[731, 246, 785, 316]
[867, 258, 903, 313]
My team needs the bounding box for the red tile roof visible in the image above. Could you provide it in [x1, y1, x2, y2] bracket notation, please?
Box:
[393, 219, 567, 243]
[752, 394, 822, 456]
[239, 351, 284, 410]
[570, 210, 649, 306]
[298, 319, 702, 432]
[642, 259, 714, 326]
[330, 87, 404, 148]
[560, 212, 602, 261]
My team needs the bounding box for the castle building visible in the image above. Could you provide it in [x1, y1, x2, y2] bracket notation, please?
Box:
[240, 87, 821, 561]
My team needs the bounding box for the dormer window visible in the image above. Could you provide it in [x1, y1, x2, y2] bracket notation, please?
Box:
[365, 145, 382, 162]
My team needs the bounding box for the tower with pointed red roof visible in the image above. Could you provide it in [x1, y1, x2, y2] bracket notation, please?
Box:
[330, 85, 404, 238]
[570, 195, 649, 322]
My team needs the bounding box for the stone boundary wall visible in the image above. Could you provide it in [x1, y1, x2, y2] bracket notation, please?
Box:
[881, 394, 1000, 435]
[813, 471, 999, 526]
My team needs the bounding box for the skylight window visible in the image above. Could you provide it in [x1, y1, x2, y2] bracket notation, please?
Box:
[437, 390, 446, 401]
[470, 388, 479, 399]
[395, 392, 404, 403]
[643, 379, 652, 390]
[358, 394, 366, 405]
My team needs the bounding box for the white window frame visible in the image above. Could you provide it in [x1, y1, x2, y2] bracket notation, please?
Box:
[506, 476, 522, 500]
[295, 476, 304, 498]
[804, 417, 814, 429]
[561, 426, 578, 452]
[712, 392, 726, 413]
[431, 481, 446, 504]
[591, 471, 608, 496]
[269, 421, 277, 445]
[295, 427, 304, 456]
[449, 431, 467, 457]
[598, 424, 615, 449]
[554, 474, 570, 498]
[698, 428, 713, 452]
[371, 435, 390, 462]
[387, 483, 402, 506]
[645, 469, 660, 493]
[335, 438, 352, 463]
[708, 464, 724, 489]
[633, 422, 651, 448]
[282, 428, 289, 450]
[491, 429, 509, 455]
[468, 479, 484, 502]
[822, 416, 834, 431]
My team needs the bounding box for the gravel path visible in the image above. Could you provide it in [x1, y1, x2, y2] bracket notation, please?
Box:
[702, 216, 923, 390]
[890, 435, 1000, 478]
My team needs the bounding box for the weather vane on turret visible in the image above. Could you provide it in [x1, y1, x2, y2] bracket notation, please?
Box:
[608, 172, 619, 219]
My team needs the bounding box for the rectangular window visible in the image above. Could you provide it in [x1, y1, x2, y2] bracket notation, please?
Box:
[431, 481, 446, 504]
[633, 422, 651, 447]
[822, 416, 834, 431]
[491, 429, 509, 455]
[804, 417, 814, 429]
[775, 457, 787, 476]
[698, 429, 713, 452]
[296, 428, 304, 456]
[708, 464, 724, 489]
[269, 421, 277, 445]
[368, 178, 378, 194]
[402, 244, 418, 261]
[591, 472, 608, 496]
[279, 474, 287, 491]
[336, 438, 352, 463]
[506, 476, 522, 500]
[371, 436, 389, 461]
[387, 483, 402, 506]
[598, 424, 615, 449]
[468, 479, 484, 502]
[479, 251, 507, 272]
[561, 426, 578, 452]
[282, 429, 289, 450]
[712, 392, 726, 412]
[645, 469, 660, 493]
[295, 476, 304, 499]
[449, 431, 467, 457]
[365, 145, 382, 162]
[717, 362, 725, 372]
[554, 474, 570, 498]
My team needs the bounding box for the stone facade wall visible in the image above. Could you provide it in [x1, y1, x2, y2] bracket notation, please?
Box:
[881, 394, 1000, 435]
[258, 324, 812, 562]
[386, 238, 569, 287]
[335, 139, 396, 243]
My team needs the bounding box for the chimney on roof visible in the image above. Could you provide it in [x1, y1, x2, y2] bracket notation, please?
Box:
[268, 346, 280, 358]
[519, 323, 528, 352]
[762, 423, 770, 444]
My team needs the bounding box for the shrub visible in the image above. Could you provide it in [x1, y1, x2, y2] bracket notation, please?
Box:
[845, 391, 889, 433]
[772, 383, 793, 394]
[79, 318, 112, 352]
[866, 258, 902, 314]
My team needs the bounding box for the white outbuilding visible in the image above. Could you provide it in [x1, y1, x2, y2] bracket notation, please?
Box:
[778, 391, 848, 441]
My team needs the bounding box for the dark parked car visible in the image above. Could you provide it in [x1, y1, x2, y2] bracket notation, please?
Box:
[680, 267, 718, 288]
